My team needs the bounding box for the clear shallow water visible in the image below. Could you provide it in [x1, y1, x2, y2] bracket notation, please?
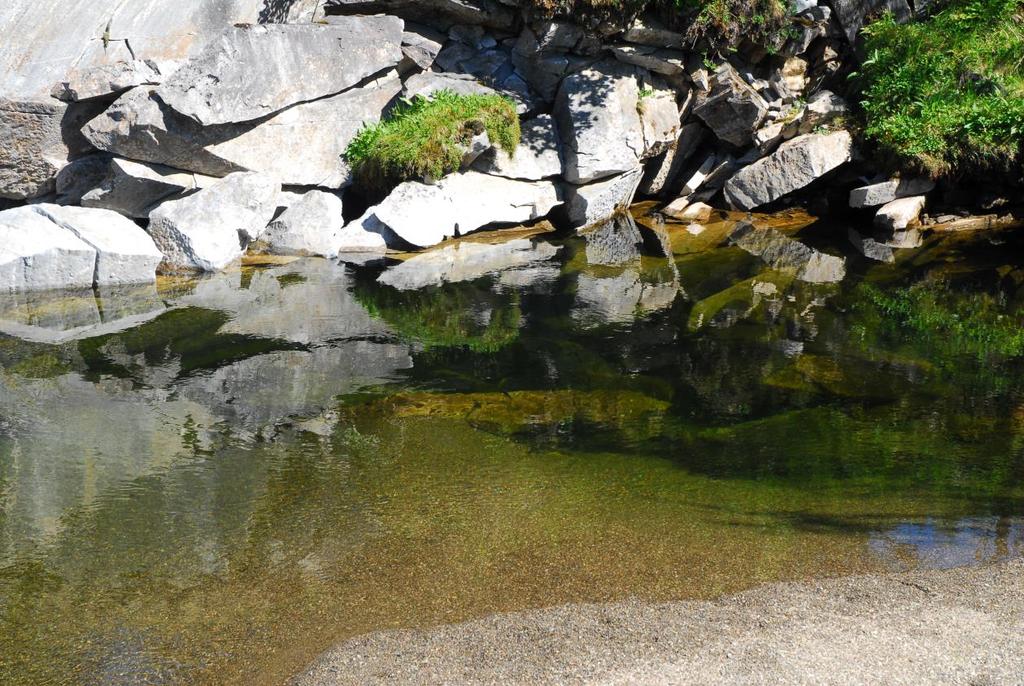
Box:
[1, 211, 1023, 684]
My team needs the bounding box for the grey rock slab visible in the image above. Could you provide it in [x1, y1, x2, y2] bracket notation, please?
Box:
[146, 172, 280, 272]
[639, 121, 704, 196]
[82, 157, 215, 218]
[401, 23, 446, 72]
[849, 177, 935, 208]
[158, 19, 403, 125]
[372, 172, 561, 249]
[729, 222, 845, 283]
[261, 190, 345, 257]
[84, 72, 401, 187]
[0, 206, 97, 292]
[692, 64, 769, 148]
[874, 195, 926, 231]
[724, 130, 853, 210]
[338, 208, 391, 253]
[51, 60, 163, 102]
[622, 17, 685, 48]
[797, 91, 848, 134]
[565, 167, 644, 229]
[0, 0, 265, 101]
[54, 153, 114, 206]
[610, 45, 687, 77]
[473, 114, 563, 180]
[639, 82, 681, 157]
[555, 61, 646, 185]
[32, 204, 162, 285]
[377, 239, 560, 290]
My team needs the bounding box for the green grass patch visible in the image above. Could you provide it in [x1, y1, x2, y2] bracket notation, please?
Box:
[858, 0, 1024, 175]
[345, 90, 520, 187]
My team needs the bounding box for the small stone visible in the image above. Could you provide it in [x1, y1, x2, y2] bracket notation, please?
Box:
[874, 195, 926, 231]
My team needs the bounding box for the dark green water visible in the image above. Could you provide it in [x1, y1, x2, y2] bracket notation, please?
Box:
[1, 213, 1023, 685]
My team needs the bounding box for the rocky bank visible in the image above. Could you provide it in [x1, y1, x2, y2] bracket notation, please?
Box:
[0, 0, 1020, 292]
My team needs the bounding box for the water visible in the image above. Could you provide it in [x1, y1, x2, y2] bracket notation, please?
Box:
[1, 210, 1023, 684]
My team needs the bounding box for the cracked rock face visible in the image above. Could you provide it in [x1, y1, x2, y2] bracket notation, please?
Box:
[157, 19, 404, 125]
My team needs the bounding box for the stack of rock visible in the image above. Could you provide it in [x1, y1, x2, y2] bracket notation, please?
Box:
[0, 0, 921, 292]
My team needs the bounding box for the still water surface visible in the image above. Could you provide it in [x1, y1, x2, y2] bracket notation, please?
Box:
[1, 211, 1023, 684]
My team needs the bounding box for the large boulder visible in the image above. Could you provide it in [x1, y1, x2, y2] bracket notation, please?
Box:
[724, 130, 853, 210]
[0, 0, 265, 101]
[368, 172, 561, 248]
[82, 157, 215, 218]
[157, 19, 404, 125]
[473, 114, 563, 180]
[83, 72, 401, 187]
[261, 190, 345, 257]
[692, 64, 769, 148]
[403, 71, 496, 100]
[555, 61, 647, 185]
[0, 207, 97, 292]
[146, 172, 280, 271]
[32, 204, 162, 285]
[849, 177, 935, 208]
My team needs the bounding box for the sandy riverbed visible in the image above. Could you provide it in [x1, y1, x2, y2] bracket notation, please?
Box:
[294, 559, 1024, 685]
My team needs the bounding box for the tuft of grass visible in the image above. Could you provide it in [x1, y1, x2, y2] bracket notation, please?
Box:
[857, 0, 1024, 176]
[345, 90, 520, 186]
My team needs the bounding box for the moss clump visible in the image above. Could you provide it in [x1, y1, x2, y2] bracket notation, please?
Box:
[344, 90, 520, 186]
[858, 0, 1024, 175]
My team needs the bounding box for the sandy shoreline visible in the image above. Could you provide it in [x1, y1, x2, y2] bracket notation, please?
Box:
[293, 559, 1024, 685]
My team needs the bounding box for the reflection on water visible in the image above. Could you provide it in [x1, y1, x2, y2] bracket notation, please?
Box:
[1, 212, 1024, 684]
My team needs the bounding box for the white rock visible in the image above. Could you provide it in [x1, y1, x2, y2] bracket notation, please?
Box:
[724, 130, 853, 210]
[665, 201, 713, 222]
[565, 167, 644, 229]
[372, 172, 561, 248]
[147, 172, 280, 271]
[0, 207, 96, 292]
[874, 195, 926, 230]
[32, 204, 162, 285]
[473, 114, 563, 180]
[402, 71, 497, 100]
[337, 209, 390, 253]
[158, 19, 404, 125]
[262, 190, 344, 257]
[849, 177, 935, 208]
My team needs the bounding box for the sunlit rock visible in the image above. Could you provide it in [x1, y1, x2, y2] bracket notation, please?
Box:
[0, 207, 96, 292]
[377, 238, 560, 290]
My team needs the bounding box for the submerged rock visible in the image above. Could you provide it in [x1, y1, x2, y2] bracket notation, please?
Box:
[848, 229, 895, 263]
[693, 64, 769, 147]
[368, 172, 561, 249]
[729, 222, 846, 283]
[724, 131, 853, 210]
[147, 172, 280, 271]
[157, 19, 404, 125]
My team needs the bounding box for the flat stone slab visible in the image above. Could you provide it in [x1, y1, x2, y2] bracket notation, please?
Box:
[849, 177, 935, 208]
[473, 114, 563, 181]
[157, 19, 404, 125]
[82, 157, 215, 218]
[0, 207, 97, 292]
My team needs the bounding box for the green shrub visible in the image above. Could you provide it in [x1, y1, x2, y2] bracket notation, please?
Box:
[345, 90, 520, 186]
[858, 0, 1024, 175]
